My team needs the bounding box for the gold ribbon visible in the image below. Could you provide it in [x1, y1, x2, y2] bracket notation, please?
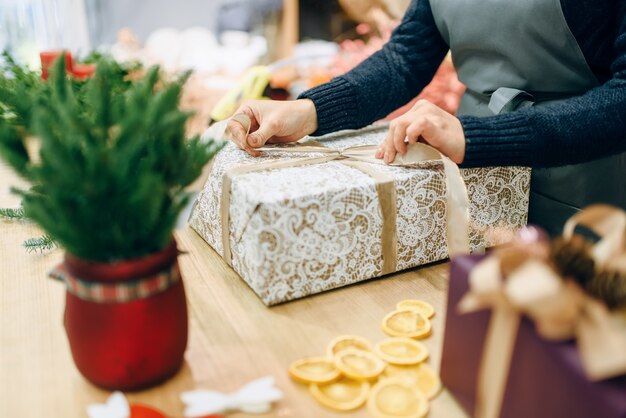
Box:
[219, 117, 470, 277]
[459, 204, 626, 418]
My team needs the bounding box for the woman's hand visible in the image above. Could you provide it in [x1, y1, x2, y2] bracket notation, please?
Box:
[226, 99, 318, 157]
[375, 99, 466, 164]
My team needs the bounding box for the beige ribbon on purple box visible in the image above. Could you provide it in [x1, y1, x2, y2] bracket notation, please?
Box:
[459, 204, 626, 418]
[219, 115, 471, 274]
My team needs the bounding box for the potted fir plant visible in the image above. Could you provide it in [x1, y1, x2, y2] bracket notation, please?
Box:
[0, 54, 222, 390]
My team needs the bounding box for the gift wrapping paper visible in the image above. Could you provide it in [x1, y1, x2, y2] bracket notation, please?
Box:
[189, 125, 531, 305]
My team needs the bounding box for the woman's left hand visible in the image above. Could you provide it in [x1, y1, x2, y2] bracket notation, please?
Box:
[375, 99, 466, 164]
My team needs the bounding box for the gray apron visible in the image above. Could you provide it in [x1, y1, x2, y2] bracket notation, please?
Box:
[430, 0, 626, 235]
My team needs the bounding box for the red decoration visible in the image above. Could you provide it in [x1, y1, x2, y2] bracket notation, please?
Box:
[63, 240, 188, 391]
[130, 403, 224, 418]
[40, 50, 73, 80]
[72, 63, 97, 80]
[129, 404, 167, 418]
[39, 50, 96, 80]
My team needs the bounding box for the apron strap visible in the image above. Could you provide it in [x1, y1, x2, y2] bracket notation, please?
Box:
[488, 87, 534, 114]
[485, 87, 589, 115]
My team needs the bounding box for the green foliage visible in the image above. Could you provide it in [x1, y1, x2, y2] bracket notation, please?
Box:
[0, 205, 57, 251]
[0, 206, 25, 220]
[0, 52, 45, 179]
[80, 50, 142, 72]
[0, 54, 223, 261]
[23, 235, 57, 253]
[0, 51, 45, 127]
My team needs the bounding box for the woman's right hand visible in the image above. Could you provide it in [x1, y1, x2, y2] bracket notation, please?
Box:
[226, 99, 319, 157]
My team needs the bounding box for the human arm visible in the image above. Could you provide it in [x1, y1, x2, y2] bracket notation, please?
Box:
[379, 2, 626, 168]
[298, 0, 449, 136]
[227, 0, 449, 154]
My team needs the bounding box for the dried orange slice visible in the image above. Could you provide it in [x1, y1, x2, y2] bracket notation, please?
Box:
[382, 363, 421, 380]
[374, 338, 429, 365]
[334, 348, 385, 381]
[309, 377, 370, 411]
[382, 363, 442, 399]
[412, 363, 442, 399]
[288, 356, 341, 384]
[367, 378, 429, 418]
[396, 300, 435, 319]
[382, 309, 432, 339]
[327, 335, 373, 358]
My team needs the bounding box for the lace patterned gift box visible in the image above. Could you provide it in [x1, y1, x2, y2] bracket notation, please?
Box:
[189, 125, 530, 305]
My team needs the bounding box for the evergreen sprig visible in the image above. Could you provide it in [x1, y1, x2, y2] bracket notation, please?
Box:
[0, 54, 223, 261]
[0, 206, 26, 220]
[23, 235, 57, 253]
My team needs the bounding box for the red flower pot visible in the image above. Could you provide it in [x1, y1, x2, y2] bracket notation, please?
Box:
[57, 240, 188, 391]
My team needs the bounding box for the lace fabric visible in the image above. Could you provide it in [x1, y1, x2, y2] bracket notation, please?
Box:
[189, 126, 530, 305]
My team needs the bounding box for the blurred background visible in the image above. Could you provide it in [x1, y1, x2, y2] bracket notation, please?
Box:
[0, 0, 463, 134]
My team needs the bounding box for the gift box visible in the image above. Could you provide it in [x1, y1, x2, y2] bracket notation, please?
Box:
[189, 124, 530, 305]
[441, 254, 626, 418]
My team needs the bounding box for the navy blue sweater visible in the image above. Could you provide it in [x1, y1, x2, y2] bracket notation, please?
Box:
[300, 0, 626, 168]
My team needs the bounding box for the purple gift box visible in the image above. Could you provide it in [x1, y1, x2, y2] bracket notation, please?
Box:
[441, 255, 626, 418]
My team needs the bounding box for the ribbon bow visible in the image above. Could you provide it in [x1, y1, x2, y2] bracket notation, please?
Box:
[181, 376, 283, 416]
[459, 205, 626, 418]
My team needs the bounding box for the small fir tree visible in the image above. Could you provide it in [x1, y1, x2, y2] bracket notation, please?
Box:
[0, 54, 222, 261]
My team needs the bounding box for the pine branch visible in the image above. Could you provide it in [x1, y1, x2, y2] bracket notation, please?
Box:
[23, 235, 57, 253]
[0, 206, 26, 220]
[0, 53, 224, 261]
[1, 205, 58, 254]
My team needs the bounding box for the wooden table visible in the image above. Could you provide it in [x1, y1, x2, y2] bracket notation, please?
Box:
[0, 160, 467, 418]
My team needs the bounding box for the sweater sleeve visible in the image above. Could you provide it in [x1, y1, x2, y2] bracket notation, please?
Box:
[460, 2, 626, 168]
[298, 0, 449, 135]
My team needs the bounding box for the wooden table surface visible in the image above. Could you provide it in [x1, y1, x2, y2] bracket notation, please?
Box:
[0, 160, 467, 418]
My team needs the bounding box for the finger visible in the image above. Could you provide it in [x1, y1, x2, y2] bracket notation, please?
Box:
[376, 127, 391, 159]
[225, 106, 253, 144]
[225, 118, 250, 149]
[406, 117, 427, 144]
[406, 120, 424, 145]
[392, 119, 409, 156]
[225, 106, 261, 156]
[232, 113, 252, 136]
[384, 125, 397, 164]
[384, 144, 397, 164]
[382, 125, 394, 163]
[247, 120, 277, 148]
[226, 122, 260, 156]
[382, 123, 394, 150]
[407, 117, 436, 147]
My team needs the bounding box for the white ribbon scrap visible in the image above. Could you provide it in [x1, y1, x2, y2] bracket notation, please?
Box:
[181, 376, 283, 416]
[87, 392, 130, 418]
[202, 119, 231, 144]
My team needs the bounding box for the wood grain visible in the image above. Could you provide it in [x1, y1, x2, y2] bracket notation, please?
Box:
[0, 160, 467, 418]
